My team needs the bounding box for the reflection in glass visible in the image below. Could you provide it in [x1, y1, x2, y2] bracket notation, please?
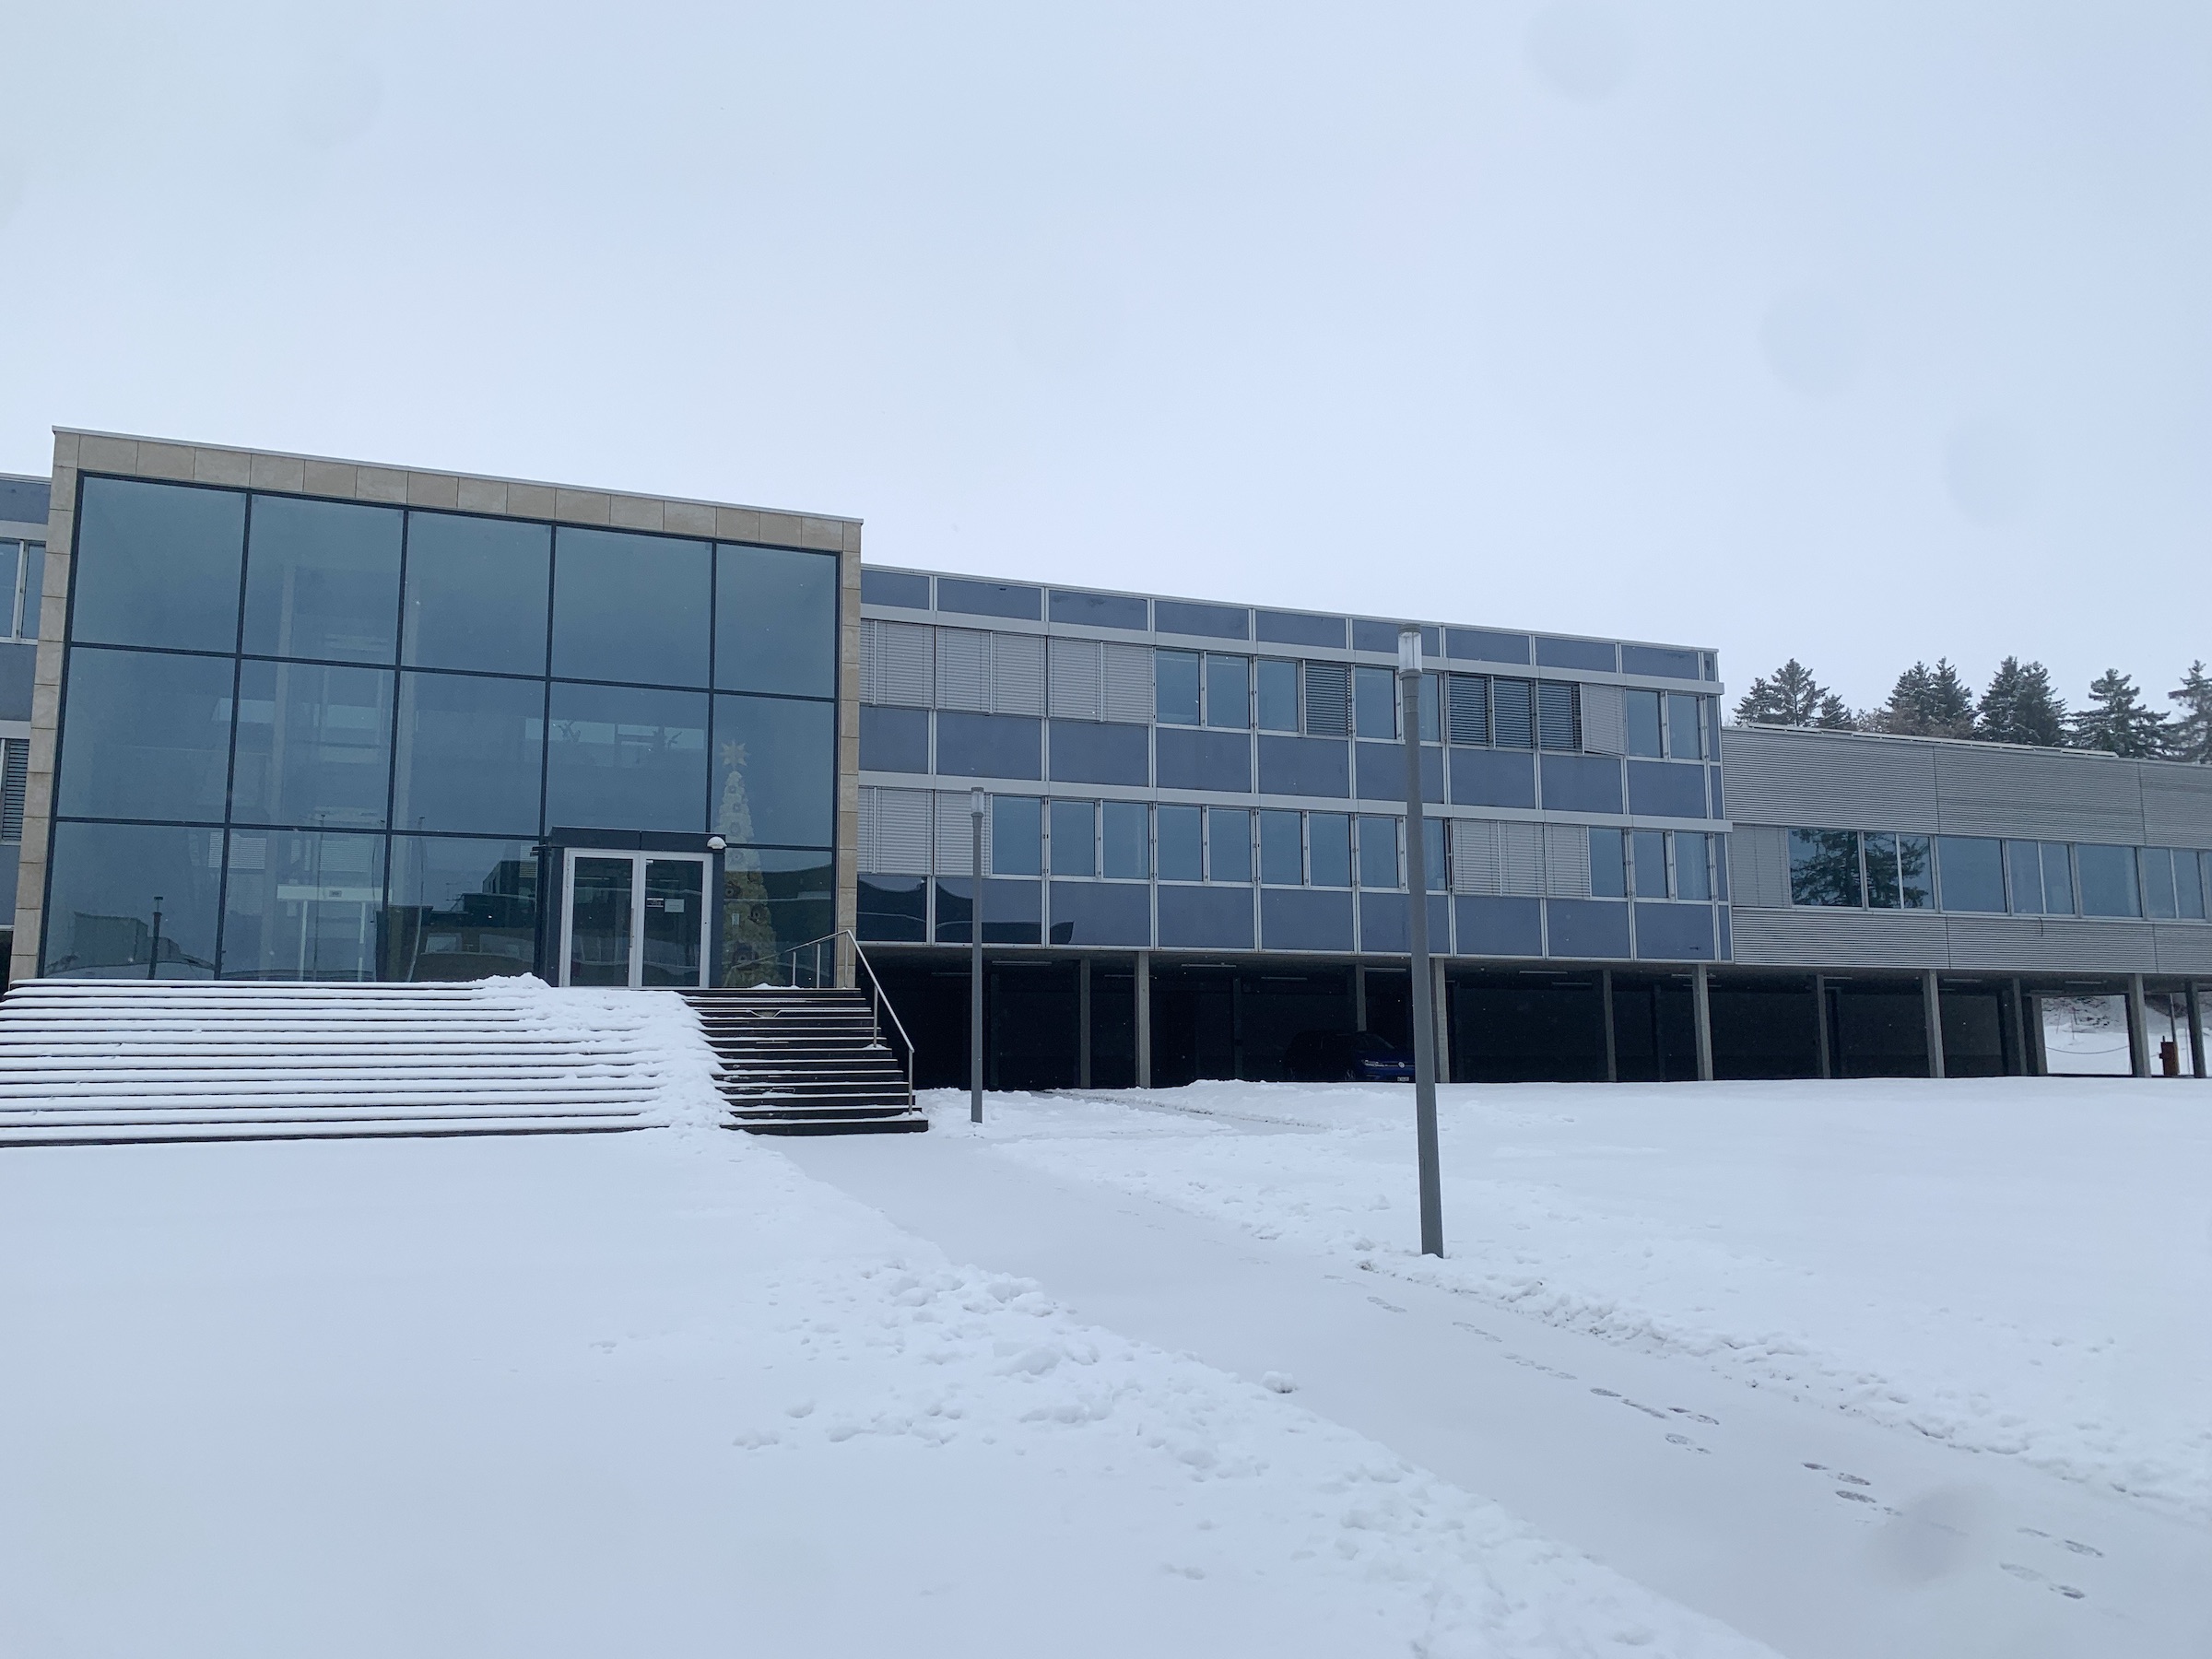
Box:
[72, 477, 245, 652]
[382, 836, 539, 981]
[1209, 807, 1252, 884]
[1256, 659, 1299, 731]
[546, 682, 708, 834]
[1354, 666, 1396, 739]
[41, 821, 223, 978]
[716, 544, 837, 697]
[1589, 828, 1627, 898]
[1864, 830, 1901, 908]
[2181, 853, 2206, 920]
[1258, 809, 1302, 885]
[243, 495, 403, 664]
[567, 855, 634, 985]
[1358, 816, 1399, 889]
[1632, 830, 1668, 899]
[221, 830, 385, 981]
[1422, 818, 1445, 891]
[1050, 800, 1096, 877]
[1157, 805, 1202, 881]
[1675, 830, 1712, 901]
[1625, 689, 1663, 757]
[1788, 828, 1862, 907]
[1205, 654, 1249, 729]
[394, 671, 546, 835]
[230, 659, 393, 829]
[1899, 834, 1935, 910]
[1666, 693, 1704, 759]
[2039, 994, 2132, 1076]
[2041, 842, 2075, 914]
[1936, 836, 2006, 912]
[712, 693, 834, 847]
[1308, 813, 1352, 888]
[642, 858, 706, 986]
[551, 527, 711, 686]
[2140, 849, 2177, 919]
[1102, 801, 1149, 878]
[722, 850, 834, 984]
[402, 511, 550, 675]
[992, 795, 1041, 876]
[1156, 651, 1201, 725]
[2006, 841, 2043, 913]
[57, 647, 235, 822]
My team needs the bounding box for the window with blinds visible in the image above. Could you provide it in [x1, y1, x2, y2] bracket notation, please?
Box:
[1302, 662, 1351, 736]
[0, 737, 27, 841]
[1446, 675, 1489, 746]
[1537, 682, 1580, 751]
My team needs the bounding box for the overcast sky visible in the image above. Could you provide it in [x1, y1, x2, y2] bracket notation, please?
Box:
[2, 2, 2205, 712]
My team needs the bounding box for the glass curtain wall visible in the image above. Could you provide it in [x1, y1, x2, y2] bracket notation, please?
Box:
[45, 477, 839, 982]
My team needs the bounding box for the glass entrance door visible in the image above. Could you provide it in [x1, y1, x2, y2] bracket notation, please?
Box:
[561, 852, 711, 988]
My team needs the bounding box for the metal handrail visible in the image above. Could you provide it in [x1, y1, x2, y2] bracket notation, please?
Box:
[765, 928, 916, 1106]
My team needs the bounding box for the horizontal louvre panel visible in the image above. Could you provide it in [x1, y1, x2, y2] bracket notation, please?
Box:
[1545, 823, 1590, 897]
[860, 786, 931, 876]
[1499, 821, 1545, 897]
[1451, 819, 1496, 893]
[1932, 745, 2145, 842]
[1580, 684, 1625, 755]
[1721, 726, 1939, 830]
[1048, 638, 1102, 720]
[934, 791, 988, 874]
[864, 619, 932, 706]
[0, 737, 25, 842]
[1945, 915, 2157, 972]
[1303, 663, 1350, 736]
[1101, 643, 1153, 724]
[1492, 678, 1534, 747]
[1728, 824, 1791, 908]
[2142, 769, 2212, 847]
[935, 628, 991, 712]
[992, 630, 1048, 716]
[1726, 909, 1948, 968]
[2153, 924, 2212, 974]
[1537, 682, 1579, 751]
[1447, 676, 1489, 747]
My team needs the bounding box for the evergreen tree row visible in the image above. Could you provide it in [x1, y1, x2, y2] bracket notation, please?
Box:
[1732, 657, 2212, 762]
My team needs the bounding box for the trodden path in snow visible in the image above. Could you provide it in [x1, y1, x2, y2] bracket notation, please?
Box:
[784, 1117, 2212, 1659]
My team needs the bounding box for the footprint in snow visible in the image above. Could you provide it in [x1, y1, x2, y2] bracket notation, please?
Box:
[1836, 1473, 1871, 1487]
[1998, 1563, 2084, 1597]
[2058, 1539, 2102, 1558]
[1367, 1295, 1406, 1313]
[1836, 1489, 1877, 1504]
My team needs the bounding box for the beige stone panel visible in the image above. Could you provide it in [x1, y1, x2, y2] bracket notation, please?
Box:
[135, 442, 195, 481]
[30, 679, 60, 729]
[716, 506, 768, 543]
[45, 467, 76, 514]
[406, 471, 461, 509]
[194, 447, 253, 487]
[664, 500, 716, 537]
[34, 636, 65, 689]
[798, 517, 844, 552]
[758, 512, 804, 547]
[301, 458, 358, 499]
[506, 481, 557, 519]
[356, 465, 408, 504]
[249, 453, 308, 493]
[51, 431, 81, 469]
[607, 495, 665, 532]
[455, 477, 509, 514]
[554, 488, 612, 526]
[76, 434, 138, 473]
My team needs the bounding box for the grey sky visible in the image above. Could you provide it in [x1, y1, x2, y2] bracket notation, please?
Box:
[2, 2, 2205, 712]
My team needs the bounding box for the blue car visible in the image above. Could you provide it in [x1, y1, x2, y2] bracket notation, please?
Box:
[1283, 1029, 1417, 1082]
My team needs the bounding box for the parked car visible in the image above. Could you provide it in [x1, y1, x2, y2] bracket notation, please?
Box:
[1283, 1029, 1417, 1083]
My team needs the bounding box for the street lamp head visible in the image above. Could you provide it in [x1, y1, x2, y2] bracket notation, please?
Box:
[970, 787, 986, 816]
[1397, 626, 1422, 675]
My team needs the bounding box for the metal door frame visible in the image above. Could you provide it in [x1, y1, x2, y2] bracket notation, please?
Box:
[558, 849, 712, 988]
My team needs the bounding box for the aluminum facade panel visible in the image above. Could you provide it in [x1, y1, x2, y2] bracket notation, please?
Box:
[2142, 768, 2212, 848]
[1942, 914, 2153, 972]
[1932, 744, 2144, 842]
[1721, 727, 1938, 830]
[1727, 907, 1948, 968]
[2153, 924, 2212, 974]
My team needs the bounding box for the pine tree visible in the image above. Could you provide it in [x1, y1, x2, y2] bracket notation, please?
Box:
[2169, 661, 2212, 763]
[1874, 660, 1976, 737]
[1735, 659, 1846, 727]
[1976, 657, 2067, 747]
[2069, 668, 2173, 758]
[1812, 690, 1854, 729]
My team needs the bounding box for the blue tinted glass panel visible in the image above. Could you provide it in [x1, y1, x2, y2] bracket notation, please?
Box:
[1048, 719, 1147, 784]
[1254, 610, 1345, 648]
[1049, 881, 1150, 947]
[2180, 853, 2206, 920]
[1354, 666, 1396, 738]
[392, 671, 546, 837]
[383, 836, 539, 980]
[1420, 818, 1445, 891]
[2041, 842, 2075, 914]
[2141, 849, 2178, 919]
[1050, 800, 1095, 877]
[1157, 804, 1202, 882]
[231, 659, 393, 830]
[1634, 903, 1715, 961]
[860, 704, 929, 772]
[72, 478, 245, 652]
[1456, 894, 1541, 956]
[1492, 679, 1535, 747]
[1156, 651, 1201, 724]
[546, 682, 709, 834]
[1264, 735, 1353, 798]
[1157, 727, 1250, 793]
[0, 477, 48, 524]
[1535, 636, 1616, 672]
[934, 877, 1041, 945]
[1418, 672, 1441, 742]
[1540, 754, 1621, 814]
[41, 821, 223, 978]
[57, 647, 234, 821]
[717, 545, 837, 697]
[1157, 885, 1253, 948]
[992, 795, 1042, 876]
[713, 693, 835, 846]
[858, 874, 927, 942]
[1864, 830, 1901, 908]
[1256, 659, 1299, 731]
[1206, 654, 1250, 728]
[1626, 760, 1706, 818]
[1209, 808, 1253, 884]
[221, 830, 385, 981]
[1620, 644, 1700, 679]
[1354, 742, 1444, 804]
[935, 711, 1041, 780]
[1449, 748, 1535, 809]
[861, 569, 930, 608]
[402, 512, 550, 675]
[937, 578, 1041, 621]
[1789, 829, 1862, 907]
[243, 495, 402, 664]
[551, 528, 711, 687]
[2006, 841, 2042, 913]
[1547, 898, 1630, 959]
[723, 851, 835, 982]
[1308, 813, 1352, 887]
[1049, 589, 1147, 629]
[1674, 831, 1712, 901]
[1258, 810, 1302, 884]
[1666, 694, 1705, 759]
[19, 544, 43, 639]
[1936, 836, 2006, 913]
[1358, 816, 1398, 888]
[1155, 599, 1247, 640]
[1445, 628, 1530, 665]
[1589, 829, 1626, 897]
[1102, 801, 1149, 878]
[1262, 888, 1354, 950]
[1631, 830, 1668, 899]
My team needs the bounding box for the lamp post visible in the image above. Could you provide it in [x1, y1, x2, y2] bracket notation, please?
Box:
[1398, 628, 1444, 1257]
[971, 787, 986, 1124]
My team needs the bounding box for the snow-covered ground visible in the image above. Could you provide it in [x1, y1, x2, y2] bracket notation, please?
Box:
[0, 1054, 1770, 1657]
[929, 1079, 2212, 1530]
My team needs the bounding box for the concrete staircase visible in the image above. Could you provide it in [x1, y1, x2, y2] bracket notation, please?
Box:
[0, 980, 663, 1147]
[682, 988, 926, 1135]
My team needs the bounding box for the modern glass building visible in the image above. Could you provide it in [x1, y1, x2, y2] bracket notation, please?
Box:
[8, 430, 2209, 1085]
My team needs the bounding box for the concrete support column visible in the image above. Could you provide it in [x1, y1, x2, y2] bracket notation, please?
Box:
[2006, 978, 2030, 1077]
[1354, 962, 1368, 1031]
[1691, 963, 1714, 1082]
[1432, 957, 1452, 1084]
[1600, 968, 1618, 1083]
[1923, 969, 1946, 1079]
[1134, 950, 1151, 1089]
[2189, 982, 2207, 1079]
[2127, 973, 2152, 1078]
[1813, 974, 1832, 1079]
[1077, 957, 1092, 1089]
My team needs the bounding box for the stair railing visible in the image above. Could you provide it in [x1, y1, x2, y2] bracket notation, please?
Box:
[768, 929, 915, 1106]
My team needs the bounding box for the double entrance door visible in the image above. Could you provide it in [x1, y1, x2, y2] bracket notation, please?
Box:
[560, 850, 712, 988]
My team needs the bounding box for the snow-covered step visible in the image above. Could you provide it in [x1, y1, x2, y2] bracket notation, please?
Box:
[0, 979, 688, 1147]
[681, 987, 925, 1135]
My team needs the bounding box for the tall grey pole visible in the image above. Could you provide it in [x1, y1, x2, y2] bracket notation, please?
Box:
[971, 787, 986, 1123]
[1398, 629, 1443, 1258]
